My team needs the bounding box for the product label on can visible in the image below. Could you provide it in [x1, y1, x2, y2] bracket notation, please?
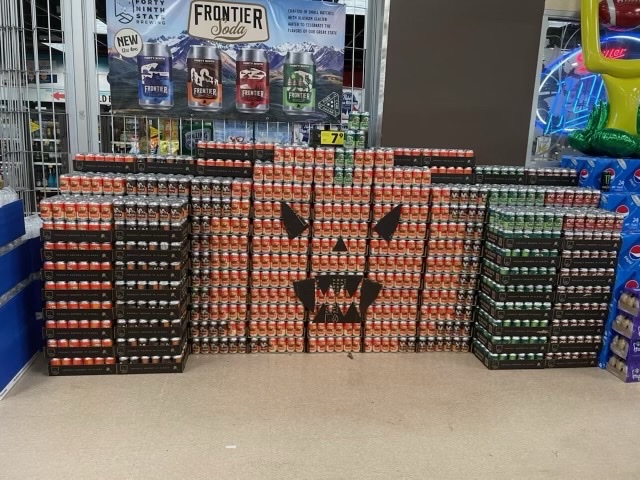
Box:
[138, 55, 173, 102]
[188, 57, 221, 102]
[236, 61, 269, 106]
[283, 63, 315, 108]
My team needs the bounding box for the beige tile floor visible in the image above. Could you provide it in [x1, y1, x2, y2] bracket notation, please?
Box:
[1, 353, 639, 479]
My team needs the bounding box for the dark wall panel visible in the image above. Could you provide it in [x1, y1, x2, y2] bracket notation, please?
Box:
[380, 0, 545, 165]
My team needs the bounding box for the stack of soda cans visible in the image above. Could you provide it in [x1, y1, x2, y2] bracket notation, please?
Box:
[485, 185, 600, 209]
[473, 206, 562, 369]
[344, 111, 370, 149]
[306, 149, 372, 353]
[419, 185, 487, 353]
[551, 208, 621, 368]
[189, 176, 252, 356]
[113, 194, 190, 373]
[40, 195, 116, 375]
[366, 160, 430, 353]
[250, 156, 311, 354]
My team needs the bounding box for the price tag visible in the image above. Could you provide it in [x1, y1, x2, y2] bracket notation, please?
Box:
[320, 131, 344, 145]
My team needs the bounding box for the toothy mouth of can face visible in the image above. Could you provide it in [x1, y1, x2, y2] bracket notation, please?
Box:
[294, 273, 383, 324]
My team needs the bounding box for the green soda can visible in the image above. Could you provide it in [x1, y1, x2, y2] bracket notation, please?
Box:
[355, 130, 367, 149]
[521, 319, 530, 327]
[360, 112, 370, 130]
[521, 248, 531, 257]
[526, 188, 537, 206]
[344, 148, 354, 166]
[524, 212, 536, 229]
[526, 353, 535, 360]
[521, 336, 530, 344]
[499, 354, 508, 361]
[514, 212, 525, 230]
[348, 112, 360, 130]
[343, 150, 354, 168]
[509, 353, 517, 361]
[335, 147, 345, 165]
[333, 168, 344, 185]
[535, 190, 546, 206]
[531, 319, 540, 328]
[344, 130, 355, 148]
[343, 169, 353, 185]
[553, 213, 564, 230]
[518, 189, 529, 206]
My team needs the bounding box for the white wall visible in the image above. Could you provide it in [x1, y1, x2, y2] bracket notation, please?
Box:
[545, 0, 580, 14]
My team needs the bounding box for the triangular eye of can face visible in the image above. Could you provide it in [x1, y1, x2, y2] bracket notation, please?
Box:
[374, 205, 402, 241]
[280, 202, 309, 239]
[332, 236, 348, 252]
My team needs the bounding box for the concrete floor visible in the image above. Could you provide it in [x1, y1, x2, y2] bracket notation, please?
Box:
[0, 354, 638, 480]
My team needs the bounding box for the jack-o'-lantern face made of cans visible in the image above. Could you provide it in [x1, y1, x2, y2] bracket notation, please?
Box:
[283, 203, 403, 323]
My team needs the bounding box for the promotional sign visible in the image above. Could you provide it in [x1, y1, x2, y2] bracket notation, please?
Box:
[107, 0, 346, 122]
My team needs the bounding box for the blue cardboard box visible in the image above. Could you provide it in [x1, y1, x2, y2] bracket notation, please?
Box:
[0, 200, 25, 248]
[561, 156, 640, 193]
[0, 279, 42, 395]
[600, 193, 640, 233]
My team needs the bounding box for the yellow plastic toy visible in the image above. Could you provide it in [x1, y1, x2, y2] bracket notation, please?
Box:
[568, 0, 640, 157]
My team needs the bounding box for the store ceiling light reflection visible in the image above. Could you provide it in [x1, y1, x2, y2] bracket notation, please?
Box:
[537, 35, 640, 135]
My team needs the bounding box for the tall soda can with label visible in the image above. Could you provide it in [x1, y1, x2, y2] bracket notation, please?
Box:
[283, 52, 316, 114]
[137, 43, 173, 110]
[236, 48, 269, 113]
[187, 46, 222, 111]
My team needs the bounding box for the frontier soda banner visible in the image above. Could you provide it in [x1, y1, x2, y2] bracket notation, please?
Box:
[107, 0, 346, 122]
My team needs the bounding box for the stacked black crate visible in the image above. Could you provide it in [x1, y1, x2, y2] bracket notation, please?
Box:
[420, 184, 486, 353]
[473, 206, 561, 369]
[189, 176, 252, 356]
[366, 161, 429, 353]
[41, 195, 116, 375]
[250, 152, 312, 354]
[549, 209, 621, 368]
[113, 195, 190, 373]
[306, 148, 371, 354]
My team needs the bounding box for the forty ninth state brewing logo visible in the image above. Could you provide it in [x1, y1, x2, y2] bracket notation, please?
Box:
[189, 1, 269, 43]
